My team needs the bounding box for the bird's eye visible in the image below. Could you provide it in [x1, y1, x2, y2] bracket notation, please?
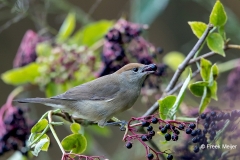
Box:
[132, 68, 138, 72]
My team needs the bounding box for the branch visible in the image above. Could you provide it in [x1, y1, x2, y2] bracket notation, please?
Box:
[165, 24, 214, 92]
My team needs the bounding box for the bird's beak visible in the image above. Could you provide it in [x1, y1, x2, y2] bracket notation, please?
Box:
[142, 64, 157, 73]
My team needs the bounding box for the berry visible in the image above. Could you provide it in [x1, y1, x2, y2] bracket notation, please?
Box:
[172, 134, 178, 141]
[186, 128, 192, 134]
[165, 133, 171, 141]
[147, 153, 154, 160]
[151, 117, 158, 124]
[196, 129, 202, 135]
[205, 115, 211, 122]
[159, 125, 164, 130]
[200, 113, 206, 119]
[191, 130, 197, 136]
[126, 142, 132, 149]
[149, 131, 155, 136]
[142, 121, 150, 127]
[192, 136, 199, 143]
[178, 124, 185, 130]
[141, 135, 148, 141]
[211, 111, 216, 117]
[216, 112, 223, 120]
[147, 126, 153, 131]
[167, 154, 173, 160]
[165, 124, 170, 129]
[223, 113, 230, 120]
[210, 130, 216, 137]
[161, 127, 167, 134]
[204, 123, 209, 129]
[174, 129, 180, 135]
[194, 146, 199, 153]
[203, 129, 208, 134]
[189, 123, 196, 129]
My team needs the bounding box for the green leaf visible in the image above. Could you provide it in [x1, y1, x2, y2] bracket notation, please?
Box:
[200, 58, 212, 81]
[188, 21, 207, 39]
[70, 123, 81, 134]
[207, 32, 225, 56]
[169, 71, 192, 119]
[209, 0, 227, 27]
[158, 95, 176, 120]
[57, 12, 76, 41]
[32, 134, 50, 156]
[209, 81, 218, 101]
[1, 63, 40, 85]
[209, 64, 219, 85]
[72, 20, 113, 46]
[31, 119, 48, 133]
[218, 25, 226, 40]
[189, 81, 209, 97]
[61, 133, 87, 154]
[163, 51, 185, 71]
[199, 87, 212, 113]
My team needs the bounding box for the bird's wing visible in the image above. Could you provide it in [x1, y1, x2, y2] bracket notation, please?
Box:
[50, 75, 120, 101]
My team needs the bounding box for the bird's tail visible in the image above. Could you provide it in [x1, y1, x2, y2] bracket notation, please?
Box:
[14, 98, 64, 108]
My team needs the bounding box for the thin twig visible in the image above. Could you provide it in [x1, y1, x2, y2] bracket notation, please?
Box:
[165, 24, 213, 92]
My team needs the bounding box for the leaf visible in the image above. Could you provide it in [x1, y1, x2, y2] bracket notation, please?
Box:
[209, 0, 227, 27]
[218, 25, 226, 40]
[158, 95, 176, 120]
[188, 21, 207, 39]
[169, 71, 192, 119]
[1, 63, 40, 85]
[200, 58, 212, 81]
[189, 81, 209, 97]
[209, 64, 219, 85]
[163, 51, 185, 71]
[70, 123, 81, 134]
[199, 87, 212, 114]
[72, 20, 114, 46]
[57, 12, 76, 41]
[209, 81, 218, 101]
[130, 0, 169, 25]
[207, 32, 225, 56]
[32, 134, 50, 156]
[31, 119, 48, 133]
[61, 133, 87, 154]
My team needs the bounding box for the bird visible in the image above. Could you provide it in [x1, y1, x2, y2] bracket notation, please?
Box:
[15, 63, 157, 127]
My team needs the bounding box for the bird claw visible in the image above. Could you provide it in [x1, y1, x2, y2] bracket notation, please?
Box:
[119, 120, 127, 131]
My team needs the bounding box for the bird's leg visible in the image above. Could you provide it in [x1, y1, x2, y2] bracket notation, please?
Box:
[104, 117, 127, 131]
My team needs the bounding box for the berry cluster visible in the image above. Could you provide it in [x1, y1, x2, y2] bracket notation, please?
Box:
[123, 115, 189, 160]
[0, 106, 33, 156]
[98, 19, 165, 77]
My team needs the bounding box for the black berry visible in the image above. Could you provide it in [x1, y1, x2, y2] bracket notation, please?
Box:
[161, 127, 167, 134]
[172, 134, 178, 141]
[178, 124, 185, 130]
[142, 121, 150, 127]
[200, 113, 206, 119]
[189, 123, 196, 129]
[151, 117, 158, 124]
[147, 126, 153, 131]
[167, 154, 173, 160]
[149, 131, 155, 136]
[186, 128, 192, 134]
[147, 153, 154, 160]
[126, 142, 132, 149]
[141, 135, 148, 141]
[165, 133, 171, 141]
[191, 130, 197, 136]
[194, 146, 199, 153]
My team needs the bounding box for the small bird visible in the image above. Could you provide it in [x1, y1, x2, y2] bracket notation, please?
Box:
[16, 63, 157, 127]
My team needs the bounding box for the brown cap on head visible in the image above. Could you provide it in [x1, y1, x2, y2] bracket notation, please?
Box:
[115, 63, 145, 74]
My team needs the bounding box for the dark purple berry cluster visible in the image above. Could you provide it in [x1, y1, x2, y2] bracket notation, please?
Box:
[98, 19, 165, 77]
[123, 116, 181, 160]
[0, 107, 33, 156]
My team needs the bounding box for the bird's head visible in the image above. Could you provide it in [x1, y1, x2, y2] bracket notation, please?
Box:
[115, 63, 157, 85]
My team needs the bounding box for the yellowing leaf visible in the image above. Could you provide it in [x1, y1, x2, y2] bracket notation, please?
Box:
[188, 21, 207, 39]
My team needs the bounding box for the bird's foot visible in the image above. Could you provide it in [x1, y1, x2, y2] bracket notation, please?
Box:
[105, 120, 128, 131]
